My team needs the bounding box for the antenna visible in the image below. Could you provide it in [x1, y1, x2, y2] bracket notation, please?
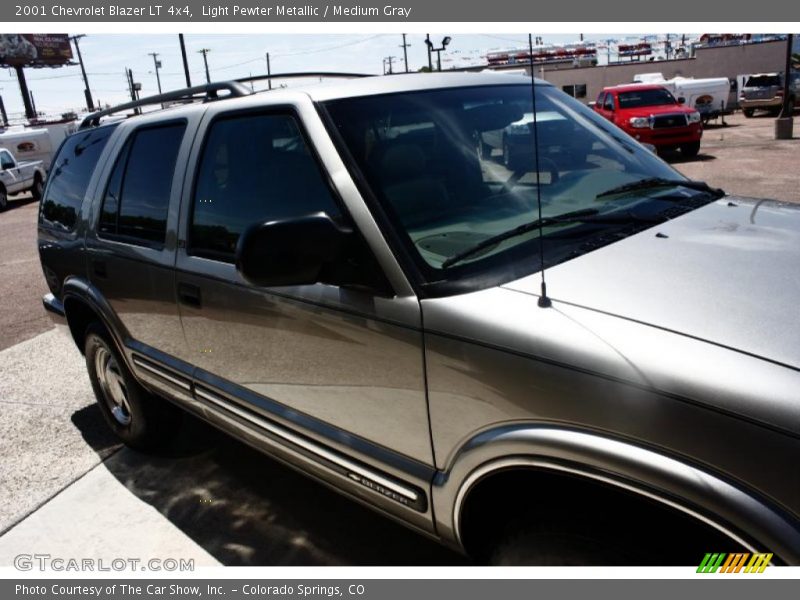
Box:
[528, 34, 551, 308]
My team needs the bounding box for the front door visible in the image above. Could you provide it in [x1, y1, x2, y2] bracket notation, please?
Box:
[173, 105, 433, 521]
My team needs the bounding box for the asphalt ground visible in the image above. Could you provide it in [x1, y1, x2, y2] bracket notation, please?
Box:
[0, 113, 797, 565]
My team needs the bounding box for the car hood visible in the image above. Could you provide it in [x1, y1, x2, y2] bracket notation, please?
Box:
[620, 104, 694, 117]
[503, 197, 800, 370]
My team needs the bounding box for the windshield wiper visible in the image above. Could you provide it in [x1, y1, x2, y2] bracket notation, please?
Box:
[441, 208, 599, 269]
[596, 177, 725, 200]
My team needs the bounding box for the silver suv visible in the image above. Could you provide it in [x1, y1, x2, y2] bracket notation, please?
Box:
[38, 73, 800, 565]
[739, 71, 800, 117]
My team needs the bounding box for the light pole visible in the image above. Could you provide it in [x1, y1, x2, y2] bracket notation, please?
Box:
[425, 36, 451, 71]
[198, 48, 211, 83]
[148, 52, 162, 94]
[425, 34, 433, 71]
[70, 34, 94, 111]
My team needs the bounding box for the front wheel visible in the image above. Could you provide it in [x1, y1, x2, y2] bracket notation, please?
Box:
[490, 518, 631, 566]
[742, 108, 754, 118]
[84, 322, 181, 450]
[680, 141, 701, 158]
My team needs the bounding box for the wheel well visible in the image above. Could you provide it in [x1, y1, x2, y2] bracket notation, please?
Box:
[63, 297, 105, 354]
[458, 467, 747, 565]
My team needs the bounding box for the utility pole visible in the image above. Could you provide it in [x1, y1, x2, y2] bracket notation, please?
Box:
[425, 34, 433, 71]
[126, 68, 141, 114]
[29, 91, 37, 117]
[178, 34, 191, 87]
[70, 34, 94, 111]
[400, 34, 410, 72]
[384, 56, 396, 74]
[265, 52, 272, 89]
[198, 48, 211, 83]
[148, 52, 163, 94]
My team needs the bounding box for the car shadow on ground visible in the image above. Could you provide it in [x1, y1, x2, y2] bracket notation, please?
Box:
[70, 406, 470, 566]
[662, 152, 717, 165]
[2, 196, 38, 212]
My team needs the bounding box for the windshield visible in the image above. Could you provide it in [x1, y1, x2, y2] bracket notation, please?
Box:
[323, 84, 716, 292]
[617, 88, 677, 108]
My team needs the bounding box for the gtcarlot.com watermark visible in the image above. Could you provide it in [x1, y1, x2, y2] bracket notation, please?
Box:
[14, 554, 195, 572]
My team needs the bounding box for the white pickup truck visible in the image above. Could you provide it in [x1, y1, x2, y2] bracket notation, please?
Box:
[0, 146, 46, 211]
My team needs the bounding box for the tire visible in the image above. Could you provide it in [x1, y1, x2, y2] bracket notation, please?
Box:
[680, 141, 701, 158]
[0, 186, 7, 212]
[490, 518, 632, 566]
[742, 108, 754, 118]
[84, 322, 181, 451]
[31, 175, 44, 201]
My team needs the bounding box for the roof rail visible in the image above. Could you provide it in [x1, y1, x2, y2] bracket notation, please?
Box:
[235, 71, 373, 86]
[79, 81, 252, 129]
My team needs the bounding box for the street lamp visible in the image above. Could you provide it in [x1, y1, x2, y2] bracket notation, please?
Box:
[425, 36, 452, 71]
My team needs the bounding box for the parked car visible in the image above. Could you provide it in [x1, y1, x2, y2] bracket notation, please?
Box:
[39, 73, 800, 565]
[739, 72, 800, 117]
[593, 83, 703, 157]
[0, 146, 45, 210]
[477, 110, 588, 173]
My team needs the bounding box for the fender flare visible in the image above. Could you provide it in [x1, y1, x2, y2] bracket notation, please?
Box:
[432, 424, 800, 563]
[61, 276, 131, 364]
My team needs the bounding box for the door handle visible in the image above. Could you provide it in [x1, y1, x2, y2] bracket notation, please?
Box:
[177, 282, 202, 308]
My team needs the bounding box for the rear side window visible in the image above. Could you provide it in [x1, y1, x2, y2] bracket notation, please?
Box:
[189, 113, 341, 262]
[40, 126, 115, 231]
[98, 122, 185, 247]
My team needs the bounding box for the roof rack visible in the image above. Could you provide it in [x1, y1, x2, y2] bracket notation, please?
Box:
[79, 81, 252, 129]
[235, 71, 373, 86]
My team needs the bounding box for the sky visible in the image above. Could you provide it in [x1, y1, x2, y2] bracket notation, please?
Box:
[0, 33, 646, 119]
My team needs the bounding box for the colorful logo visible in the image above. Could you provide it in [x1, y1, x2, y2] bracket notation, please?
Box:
[697, 552, 773, 573]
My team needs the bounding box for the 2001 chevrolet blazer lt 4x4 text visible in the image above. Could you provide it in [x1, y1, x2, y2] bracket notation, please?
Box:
[38, 73, 800, 565]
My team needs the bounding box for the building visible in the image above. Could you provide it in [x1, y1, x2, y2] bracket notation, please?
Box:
[489, 39, 790, 108]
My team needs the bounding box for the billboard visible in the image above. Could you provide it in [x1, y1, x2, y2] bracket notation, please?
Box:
[0, 34, 73, 67]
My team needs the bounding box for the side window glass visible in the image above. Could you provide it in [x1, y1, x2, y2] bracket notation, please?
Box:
[0, 151, 15, 169]
[98, 122, 185, 247]
[190, 113, 341, 262]
[40, 125, 115, 231]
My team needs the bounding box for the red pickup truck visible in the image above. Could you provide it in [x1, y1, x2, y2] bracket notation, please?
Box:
[593, 83, 703, 158]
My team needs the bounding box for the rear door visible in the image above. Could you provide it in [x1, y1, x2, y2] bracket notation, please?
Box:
[172, 98, 435, 529]
[85, 114, 200, 404]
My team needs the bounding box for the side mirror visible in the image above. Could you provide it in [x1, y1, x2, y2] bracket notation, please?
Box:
[235, 212, 353, 288]
[678, 97, 686, 104]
